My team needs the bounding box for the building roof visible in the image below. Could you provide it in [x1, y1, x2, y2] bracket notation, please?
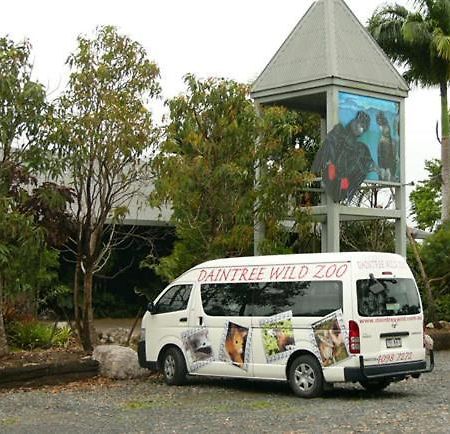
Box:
[251, 0, 408, 101]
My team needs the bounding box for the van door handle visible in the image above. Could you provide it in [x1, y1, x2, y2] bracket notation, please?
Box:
[199, 316, 203, 326]
[380, 331, 409, 338]
[179, 317, 187, 323]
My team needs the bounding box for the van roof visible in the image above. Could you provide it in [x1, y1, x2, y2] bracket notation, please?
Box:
[189, 251, 403, 270]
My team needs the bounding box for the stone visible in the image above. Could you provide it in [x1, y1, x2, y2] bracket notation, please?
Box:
[97, 327, 138, 346]
[93, 345, 148, 379]
[438, 320, 450, 329]
[424, 334, 434, 351]
[425, 322, 434, 329]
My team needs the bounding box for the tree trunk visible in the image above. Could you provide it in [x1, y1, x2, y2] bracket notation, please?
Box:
[0, 276, 9, 356]
[73, 256, 83, 343]
[440, 82, 450, 222]
[81, 268, 97, 352]
[406, 228, 437, 323]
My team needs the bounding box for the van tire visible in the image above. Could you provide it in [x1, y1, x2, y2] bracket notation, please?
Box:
[161, 347, 187, 386]
[360, 379, 391, 392]
[288, 354, 324, 398]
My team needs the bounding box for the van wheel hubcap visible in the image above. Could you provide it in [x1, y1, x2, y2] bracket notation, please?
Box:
[294, 363, 315, 391]
[164, 355, 176, 379]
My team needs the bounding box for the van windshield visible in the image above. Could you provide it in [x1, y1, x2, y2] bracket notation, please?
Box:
[356, 278, 421, 317]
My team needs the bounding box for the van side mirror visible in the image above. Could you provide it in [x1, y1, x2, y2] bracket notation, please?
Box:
[147, 302, 157, 314]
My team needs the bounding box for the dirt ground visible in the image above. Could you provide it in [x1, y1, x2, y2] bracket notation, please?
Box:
[0, 344, 88, 370]
[0, 318, 138, 371]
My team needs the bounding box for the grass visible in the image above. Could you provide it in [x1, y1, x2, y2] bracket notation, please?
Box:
[123, 399, 173, 410]
[0, 418, 18, 426]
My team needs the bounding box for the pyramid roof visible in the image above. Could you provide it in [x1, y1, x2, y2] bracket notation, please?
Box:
[251, 0, 408, 101]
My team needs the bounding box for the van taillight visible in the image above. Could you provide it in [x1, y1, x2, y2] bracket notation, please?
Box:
[349, 320, 360, 354]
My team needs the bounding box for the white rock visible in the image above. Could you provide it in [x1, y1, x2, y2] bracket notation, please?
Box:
[93, 344, 148, 379]
[425, 322, 434, 329]
[424, 334, 434, 351]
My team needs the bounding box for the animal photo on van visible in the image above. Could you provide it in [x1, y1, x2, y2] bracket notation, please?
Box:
[181, 327, 214, 371]
[312, 311, 349, 367]
[260, 311, 296, 363]
[221, 321, 249, 370]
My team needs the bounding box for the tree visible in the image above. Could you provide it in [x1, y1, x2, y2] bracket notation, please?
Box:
[416, 222, 450, 320]
[368, 0, 450, 223]
[410, 159, 442, 231]
[0, 37, 61, 356]
[57, 26, 161, 351]
[150, 74, 319, 281]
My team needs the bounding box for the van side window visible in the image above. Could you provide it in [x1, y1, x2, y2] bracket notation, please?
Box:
[156, 284, 192, 314]
[201, 281, 342, 317]
[251, 281, 343, 317]
[201, 283, 252, 316]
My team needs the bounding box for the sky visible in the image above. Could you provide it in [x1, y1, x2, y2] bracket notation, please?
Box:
[0, 0, 441, 190]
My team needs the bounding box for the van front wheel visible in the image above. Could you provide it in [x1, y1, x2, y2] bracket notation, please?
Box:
[288, 354, 324, 398]
[161, 347, 187, 386]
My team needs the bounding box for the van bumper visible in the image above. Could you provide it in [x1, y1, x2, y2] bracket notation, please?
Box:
[344, 351, 434, 382]
[137, 340, 158, 371]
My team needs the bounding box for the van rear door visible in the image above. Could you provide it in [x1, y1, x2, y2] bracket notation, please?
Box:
[355, 277, 425, 365]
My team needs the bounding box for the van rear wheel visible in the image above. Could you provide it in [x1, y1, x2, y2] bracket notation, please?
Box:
[161, 347, 187, 386]
[360, 379, 391, 392]
[288, 354, 324, 398]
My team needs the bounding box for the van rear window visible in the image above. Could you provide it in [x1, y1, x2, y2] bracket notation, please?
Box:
[357, 278, 421, 317]
[201, 281, 343, 317]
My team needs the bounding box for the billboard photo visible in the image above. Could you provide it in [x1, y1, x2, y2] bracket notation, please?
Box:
[339, 91, 400, 183]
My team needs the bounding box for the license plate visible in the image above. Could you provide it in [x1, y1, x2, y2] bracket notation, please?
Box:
[386, 337, 402, 348]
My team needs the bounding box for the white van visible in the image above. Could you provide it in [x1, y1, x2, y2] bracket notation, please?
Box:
[138, 252, 434, 398]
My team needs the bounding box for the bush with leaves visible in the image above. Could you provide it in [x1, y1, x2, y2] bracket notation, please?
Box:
[6, 320, 72, 350]
[410, 159, 442, 232]
[150, 75, 320, 281]
[420, 222, 450, 315]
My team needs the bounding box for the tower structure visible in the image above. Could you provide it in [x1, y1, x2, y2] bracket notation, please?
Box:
[251, 0, 409, 255]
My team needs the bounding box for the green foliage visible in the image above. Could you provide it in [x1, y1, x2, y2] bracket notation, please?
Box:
[436, 295, 450, 320]
[6, 321, 72, 350]
[0, 198, 60, 295]
[420, 221, 450, 295]
[368, 0, 450, 222]
[410, 159, 442, 231]
[257, 106, 320, 255]
[0, 37, 56, 175]
[151, 75, 257, 280]
[57, 25, 161, 259]
[150, 74, 319, 281]
[341, 220, 395, 253]
[408, 222, 450, 320]
[368, 1, 450, 89]
[56, 26, 161, 350]
[0, 36, 71, 355]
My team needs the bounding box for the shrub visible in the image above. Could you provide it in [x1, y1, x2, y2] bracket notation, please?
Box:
[436, 295, 450, 322]
[6, 321, 72, 350]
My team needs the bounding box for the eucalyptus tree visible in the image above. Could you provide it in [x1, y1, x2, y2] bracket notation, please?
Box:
[368, 0, 450, 223]
[57, 26, 161, 351]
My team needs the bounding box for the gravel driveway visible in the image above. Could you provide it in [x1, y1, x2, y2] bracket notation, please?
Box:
[1, 351, 448, 433]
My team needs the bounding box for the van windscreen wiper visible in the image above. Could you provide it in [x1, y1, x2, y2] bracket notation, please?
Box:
[368, 273, 385, 295]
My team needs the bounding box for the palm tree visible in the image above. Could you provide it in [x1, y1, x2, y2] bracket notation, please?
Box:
[368, 0, 450, 224]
